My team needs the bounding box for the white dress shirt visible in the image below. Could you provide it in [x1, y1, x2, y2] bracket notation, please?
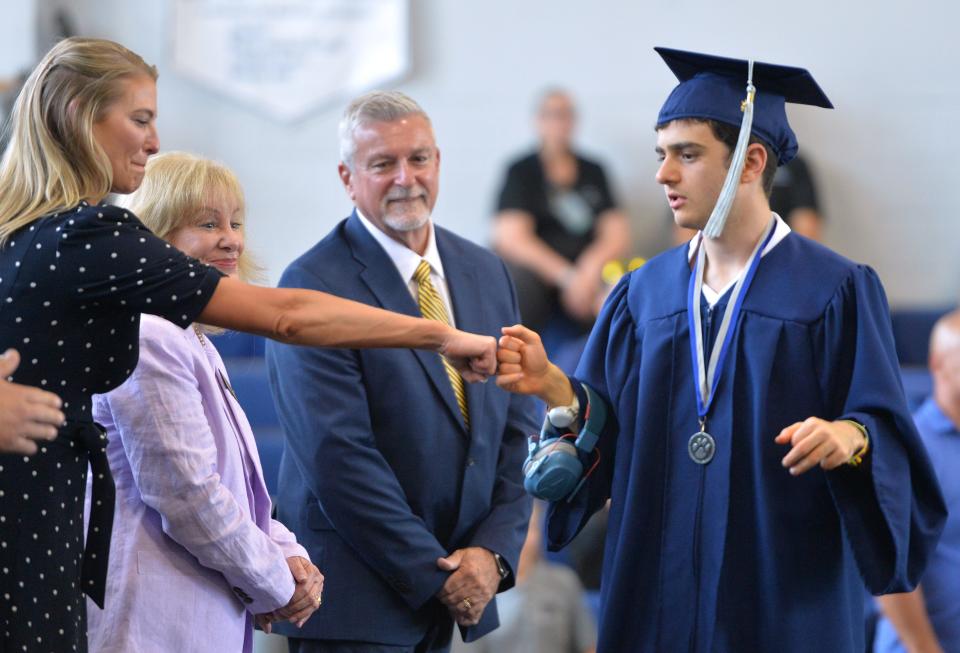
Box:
[356, 210, 457, 327]
[688, 212, 792, 306]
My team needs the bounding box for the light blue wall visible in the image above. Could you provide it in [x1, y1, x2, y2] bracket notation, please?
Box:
[0, 2, 34, 77]
[4, 0, 959, 306]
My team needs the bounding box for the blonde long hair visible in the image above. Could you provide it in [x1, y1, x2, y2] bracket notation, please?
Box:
[0, 37, 157, 244]
[118, 151, 263, 284]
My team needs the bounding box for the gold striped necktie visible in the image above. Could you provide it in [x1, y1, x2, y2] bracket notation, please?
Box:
[414, 259, 469, 428]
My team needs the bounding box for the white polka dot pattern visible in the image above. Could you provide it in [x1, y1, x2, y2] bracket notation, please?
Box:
[0, 202, 223, 417]
[0, 202, 224, 651]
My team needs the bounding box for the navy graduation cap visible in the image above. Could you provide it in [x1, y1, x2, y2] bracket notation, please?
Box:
[655, 47, 833, 167]
[654, 47, 833, 238]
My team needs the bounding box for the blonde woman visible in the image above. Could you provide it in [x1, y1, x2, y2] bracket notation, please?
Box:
[0, 37, 494, 652]
[86, 152, 315, 652]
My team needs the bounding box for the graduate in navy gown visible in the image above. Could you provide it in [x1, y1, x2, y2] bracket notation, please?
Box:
[496, 48, 947, 653]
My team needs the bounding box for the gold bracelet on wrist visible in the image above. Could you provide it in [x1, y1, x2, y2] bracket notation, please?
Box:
[841, 419, 870, 467]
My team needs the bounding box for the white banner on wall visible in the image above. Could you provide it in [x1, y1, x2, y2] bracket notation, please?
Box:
[0, 0, 36, 79]
[172, 0, 409, 121]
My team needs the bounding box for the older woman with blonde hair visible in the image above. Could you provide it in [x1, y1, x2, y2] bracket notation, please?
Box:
[86, 151, 317, 652]
[0, 37, 494, 652]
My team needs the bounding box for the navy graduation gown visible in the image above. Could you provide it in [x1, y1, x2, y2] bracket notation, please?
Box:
[549, 233, 946, 653]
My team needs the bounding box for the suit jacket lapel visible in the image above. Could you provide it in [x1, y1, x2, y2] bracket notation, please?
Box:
[344, 214, 466, 432]
[437, 228, 488, 440]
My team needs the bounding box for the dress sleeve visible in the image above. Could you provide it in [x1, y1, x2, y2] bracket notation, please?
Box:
[546, 275, 638, 550]
[819, 265, 947, 593]
[57, 204, 222, 327]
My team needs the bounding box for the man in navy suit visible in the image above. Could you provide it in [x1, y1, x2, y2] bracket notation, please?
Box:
[266, 91, 538, 653]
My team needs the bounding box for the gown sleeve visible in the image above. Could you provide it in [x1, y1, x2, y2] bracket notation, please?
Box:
[58, 204, 222, 327]
[819, 264, 947, 593]
[546, 274, 639, 550]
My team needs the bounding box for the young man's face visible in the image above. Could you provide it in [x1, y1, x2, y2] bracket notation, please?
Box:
[655, 120, 730, 231]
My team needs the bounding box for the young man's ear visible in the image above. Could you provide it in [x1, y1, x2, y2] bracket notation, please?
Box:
[740, 142, 768, 185]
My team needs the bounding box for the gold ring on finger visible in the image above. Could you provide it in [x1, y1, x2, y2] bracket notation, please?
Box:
[462, 597, 472, 610]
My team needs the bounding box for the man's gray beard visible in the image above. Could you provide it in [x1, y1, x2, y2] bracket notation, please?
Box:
[384, 211, 431, 232]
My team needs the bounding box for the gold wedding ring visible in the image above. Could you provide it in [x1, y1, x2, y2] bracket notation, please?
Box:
[316, 593, 322, 606]
[462, 597, 472, 610]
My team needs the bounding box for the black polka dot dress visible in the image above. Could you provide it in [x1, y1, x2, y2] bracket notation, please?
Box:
[0, 202, 222, 652]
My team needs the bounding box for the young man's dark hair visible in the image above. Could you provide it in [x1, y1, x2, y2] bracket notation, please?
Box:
[498, 47, 947, 653]
[655, 118, 778, 196]
[703, 119, 778, 196]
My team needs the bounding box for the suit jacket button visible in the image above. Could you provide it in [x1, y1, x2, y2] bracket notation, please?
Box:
[467, 458, 475, 467]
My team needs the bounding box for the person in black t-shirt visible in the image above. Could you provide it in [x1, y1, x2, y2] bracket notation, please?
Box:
[769, 154, 824, 241]
[492, 89, 630, 352]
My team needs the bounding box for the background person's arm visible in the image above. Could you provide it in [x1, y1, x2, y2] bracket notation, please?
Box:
[563, 209, 631, 320]
[493, 209, 574, 287]
[876, 588, 944, 653]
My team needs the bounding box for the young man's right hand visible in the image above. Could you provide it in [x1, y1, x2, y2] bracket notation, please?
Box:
[496, 325, 574, 407]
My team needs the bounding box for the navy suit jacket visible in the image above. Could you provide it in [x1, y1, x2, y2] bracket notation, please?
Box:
[266, 214, 537, 645]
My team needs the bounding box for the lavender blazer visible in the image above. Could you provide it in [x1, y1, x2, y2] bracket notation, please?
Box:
[87, 315, 307, 653]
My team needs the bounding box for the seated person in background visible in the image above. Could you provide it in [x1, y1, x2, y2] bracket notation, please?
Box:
[452, 502, 597, 653]
[769, 154, 824, 241]
[87, 152, 322, 653]
[0, 348, 64, 454]
[874, 310, 960, 653]
[492, 88, 630, 353]
[563, 500, 609, 592]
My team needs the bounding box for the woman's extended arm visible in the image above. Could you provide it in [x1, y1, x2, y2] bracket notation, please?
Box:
[198, 277, 496, 380]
